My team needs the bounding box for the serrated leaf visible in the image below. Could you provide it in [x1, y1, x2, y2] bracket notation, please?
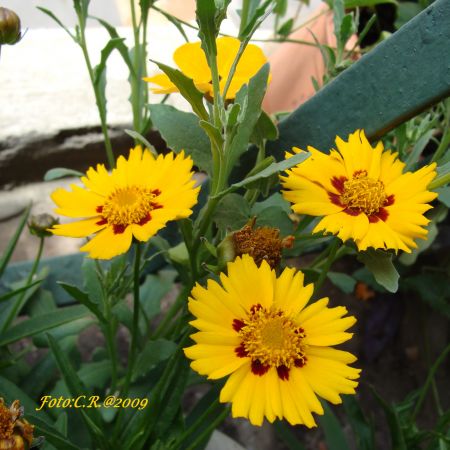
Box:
[357, 249, 399, 293]
[149, 104, 212, 174]
[150, 61, 209, 120]
[44, 168, 84, 181]
[227, 64, 270, 170]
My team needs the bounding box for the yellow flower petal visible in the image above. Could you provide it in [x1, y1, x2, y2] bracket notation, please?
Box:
[80, 226, 132, 259]
[173, 41, 211, 84]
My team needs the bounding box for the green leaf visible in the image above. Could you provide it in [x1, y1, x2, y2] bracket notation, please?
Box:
[357, 249, 399, 293]
[227, 64, 270, 170]
[47, 334, 106, 443]
[318, 401, 351, 450]
[402, 273, 450, 318]
[274, 421, 307, 450]
[133, 339, 177, 381]
[33, 317, 94, 348]
[0, 279, 43, 304]
[139, 272, 175, 320]
[252, 193, 291, 215]
[124, 129, 157, 155]
[0, 204, 31, 278]
[328, 272, 357, 294]
[78, 360, 112, 390]
[277, 18, 294, 37]
[91, 16, 134, 73]
[196, 0, 231, 57]
[27, 414, 79, 450]
[150, 60, 209, 120]
[0, 375, 52, 423]
[404, 129, 434, 170]
[0, 305, 89, 346]
[82, 259, 103, 305]
[213, 194, 251, 231]
[251, 111, 279, 146]
[343, 396, 375, 450]
[340, 14, 357, 47]
[59, 283, 106, 322]
[370, 387, 408, 450]
[435, 186, 450, 207]
[344, 0, 398, 8]
[37, 7, 77, 42]
[218, 150, 310, 198]
[44, 167, 84, 181]
[149, 104, 212, 174]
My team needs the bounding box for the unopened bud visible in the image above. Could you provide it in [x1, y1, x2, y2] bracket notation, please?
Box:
[0, 7, 22, 45]
[28, 214, 59, 238]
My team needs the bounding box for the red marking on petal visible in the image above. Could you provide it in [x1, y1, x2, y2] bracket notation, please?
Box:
[96, 206, 103, 213]
[353, 169, 367, 177]
[294, 357, 307, 368]
[368, 215, 380, 223]
[232, 319, 245, 332]
[138, 214, 151, 226]
[277, 365, 290, 380]
[329, 192, 343, 207]
[384, 194, 395, 206]
[331, 176, 347, 194]
[152, 189, 161, 196]
[151, 202, 163, 210]
[251, 359, 270, 376]
[113, 224, 126, 234]
[235, 344, 248, 358]
[343, 207, 361, 216]
[96, 218, 107, 226]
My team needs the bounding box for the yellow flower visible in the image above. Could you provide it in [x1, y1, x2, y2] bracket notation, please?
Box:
[184, 255, 360, 427]
[50, 146, 199, 259]
[144, 36, 268, 100]
[281, 130, 438, 253]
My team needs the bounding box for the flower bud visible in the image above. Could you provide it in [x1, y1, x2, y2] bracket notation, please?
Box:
[218, 218, 294, 270]
[28, 214, 59, 238]
[0, 8, 21, 46]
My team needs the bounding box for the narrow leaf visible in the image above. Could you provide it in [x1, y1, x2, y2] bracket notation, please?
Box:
[44, 168, 84, 181]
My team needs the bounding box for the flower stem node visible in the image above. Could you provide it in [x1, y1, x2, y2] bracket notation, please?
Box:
[0, 399, 35, 450]
[0, 8, 22, 45]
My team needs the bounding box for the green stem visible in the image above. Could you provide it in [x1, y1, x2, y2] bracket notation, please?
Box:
[313, 239, 340, 297]
[412, 342, 450, 421]
[239, 0, 251, 36]
[122, 243, 142, 396]
[77, 17, 115, 169]
[2, 237, 45, 332]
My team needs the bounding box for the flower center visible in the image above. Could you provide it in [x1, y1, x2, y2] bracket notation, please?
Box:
[98, 186, 162, 232]
[341, 171, 387, 216]
[234, 304, 307, 379]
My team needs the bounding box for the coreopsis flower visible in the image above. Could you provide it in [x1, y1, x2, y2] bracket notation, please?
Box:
[50, 146, 199, 259]
[281, 130, 437, 253]
[184, 255, 360, 427]
[0, 399, 34, 450]
[144, 36, 268, 100]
